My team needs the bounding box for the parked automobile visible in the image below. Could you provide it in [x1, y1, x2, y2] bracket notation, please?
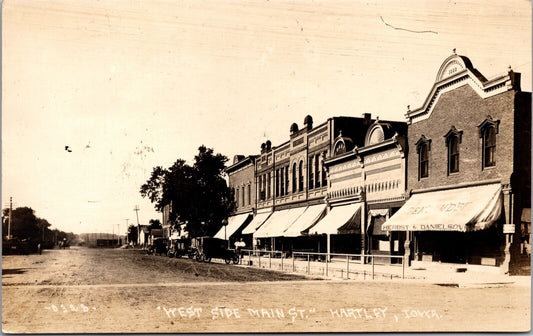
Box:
[192, 236, 239, 264]
[2, 237, 30, 255]
[167, 238, 195, 258]
[147, 237, 168, 256]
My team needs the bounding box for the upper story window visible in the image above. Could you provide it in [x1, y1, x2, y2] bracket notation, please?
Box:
[483, 127, 496, 167]
[247, 184, 251, 205]
[281, 166, 289, 195]
[367, 126, 384, 145]
[477, 116, 500, 169]
[321, 151, 327, 187]
[415, 136, 431, 180]
[444, 126, 463, 175]
[334, 141, 346, 155]
[308, 156, 314, 189]
[298, 161, 304, 192]
[292, 163, 297, 193]
[314, 154, 320, 188]
[267, 172, 271, 199]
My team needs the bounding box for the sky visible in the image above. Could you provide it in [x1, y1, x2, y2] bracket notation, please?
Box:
[2, 0, 531, 235]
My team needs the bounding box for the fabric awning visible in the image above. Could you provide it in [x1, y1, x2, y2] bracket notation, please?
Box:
[370, 215, 387, 235]
[382, 184, 502, 232]
[241, 210, 271, 235]
[521, 208, 531, 223]
[254, 207, 307, 238]
[283, 204, 327, 237]
[308, 203, 362, 235]
[213, 213, 252, 239]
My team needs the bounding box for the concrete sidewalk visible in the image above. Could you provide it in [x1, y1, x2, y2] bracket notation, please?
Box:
[237, 254, 531, 288]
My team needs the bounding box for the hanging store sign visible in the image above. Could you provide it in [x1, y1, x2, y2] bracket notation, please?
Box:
[503, 224, 515, 234]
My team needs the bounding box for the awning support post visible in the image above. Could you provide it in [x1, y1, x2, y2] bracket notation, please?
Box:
[327, 234, 331, 258]
[501, 186, 513, 274]
[404, 230, 411, 267]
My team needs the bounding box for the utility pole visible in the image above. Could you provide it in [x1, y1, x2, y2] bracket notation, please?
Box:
[8, 197, 12, 238]
[124, 219, 128, 243]
[133, 205, 141, 246]
[133, 205, 140, 226]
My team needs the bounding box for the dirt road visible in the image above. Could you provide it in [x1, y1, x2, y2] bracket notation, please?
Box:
[2, 247, 530, 333]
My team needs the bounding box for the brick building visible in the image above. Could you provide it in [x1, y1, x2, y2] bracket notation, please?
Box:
[383, 53, 531, 274]
[319, 118, 407, 260]
[214, 155, 256, 248]
[235, 114, 407, 256]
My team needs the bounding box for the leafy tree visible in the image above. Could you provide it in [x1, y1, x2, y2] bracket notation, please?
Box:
[140, 145, 236, 238]
[127, 224, 138, 244]
[2, 207, 40, 240]
[148, 219, 162, 231]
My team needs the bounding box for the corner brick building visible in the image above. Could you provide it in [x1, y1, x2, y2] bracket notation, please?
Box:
[383, 53, 531, 274]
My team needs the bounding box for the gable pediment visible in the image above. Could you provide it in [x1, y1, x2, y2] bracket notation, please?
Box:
[406, 54, 515, 124]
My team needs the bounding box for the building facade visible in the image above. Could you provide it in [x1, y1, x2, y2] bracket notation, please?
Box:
[383, 53, 531, 274]
[320, 118, 407, 260]
[214, 155, 256, 248]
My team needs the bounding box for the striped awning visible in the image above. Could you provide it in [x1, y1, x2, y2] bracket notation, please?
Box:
[241, 210, 272, 235]
[283, 204, 327, 237]
[213, 213, 252, 239]
[382, 184, 502, 232]
[308, 203, 362, 235]
[254, 207, 307, 238]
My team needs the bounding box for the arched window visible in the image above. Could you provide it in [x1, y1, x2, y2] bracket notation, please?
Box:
[419, 143, 429, 179]
[483, 126, 496, 168]
[334, 141, 346, 155]
[415, 135, 431, 180]
[448, 135, 460, 174]
[266, 172, 271, 199]
[314, 154, 320, 188]
[367, 127, 384, 145]
[308, 156, 314, 189]
[292, 163, 297, 193]
[321, 151, 327, 186]
[285, 165, 289, 195]
[275, 169, 280, 197]
[298, 161, 304, 192]
[444, 126, 462, 175]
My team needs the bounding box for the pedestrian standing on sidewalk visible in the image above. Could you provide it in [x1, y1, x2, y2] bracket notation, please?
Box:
[235, 238, 245, 258]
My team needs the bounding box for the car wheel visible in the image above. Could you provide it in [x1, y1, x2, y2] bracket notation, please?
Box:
[195, 253, 203, 262]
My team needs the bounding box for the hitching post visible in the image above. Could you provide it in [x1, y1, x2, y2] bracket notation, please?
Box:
[346, 255, 350, 279]
[292, 253, 295, 272]
[372, 256, 375, 280]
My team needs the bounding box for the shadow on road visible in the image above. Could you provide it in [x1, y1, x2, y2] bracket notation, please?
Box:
[2, 268, 31, 275]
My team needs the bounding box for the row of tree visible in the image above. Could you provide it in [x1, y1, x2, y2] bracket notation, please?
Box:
[2, 206, 76, 248]
[140, 145, 235, 237]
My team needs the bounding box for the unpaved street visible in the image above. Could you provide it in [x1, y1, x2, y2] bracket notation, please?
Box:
[2, 247, 530, 333]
